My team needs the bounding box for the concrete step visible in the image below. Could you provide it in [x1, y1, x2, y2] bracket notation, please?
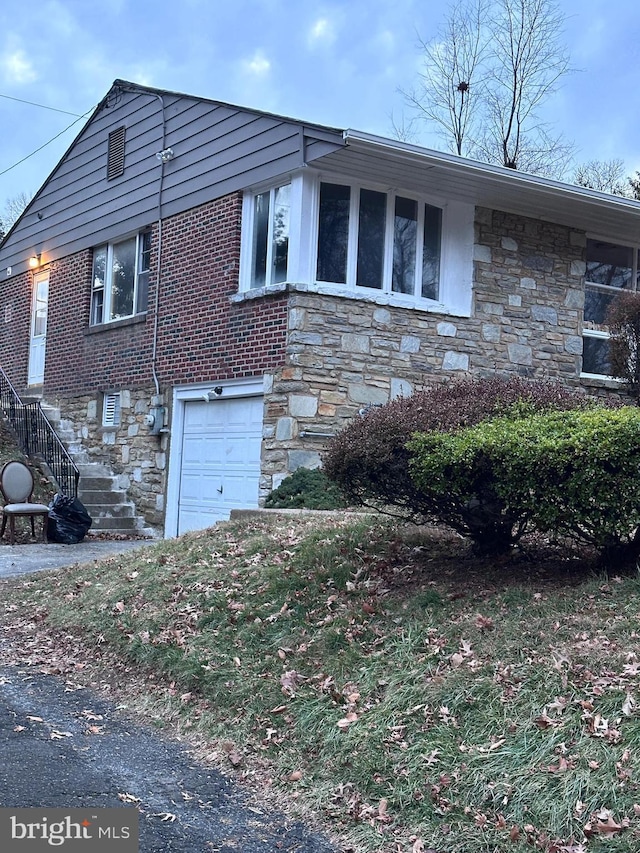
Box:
[26, 405, 157, 539]
[85, 504, 137, 520]
[78, 489, 128, 506]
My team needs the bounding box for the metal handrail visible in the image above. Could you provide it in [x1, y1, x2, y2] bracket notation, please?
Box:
[0, 368, 79, 497]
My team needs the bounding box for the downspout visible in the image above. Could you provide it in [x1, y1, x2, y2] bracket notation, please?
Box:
[150, 93, 168, 398]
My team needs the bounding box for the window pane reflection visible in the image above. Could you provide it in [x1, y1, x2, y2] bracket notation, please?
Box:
[393, 196, 417, 294]
[356, 189, 386, 289]
[317, 183, 350, 284]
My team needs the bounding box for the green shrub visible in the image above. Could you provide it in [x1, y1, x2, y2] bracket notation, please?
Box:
[323, 376, 607, 533]
[409, 406, 640, 561]
[265, 467, 348, 510]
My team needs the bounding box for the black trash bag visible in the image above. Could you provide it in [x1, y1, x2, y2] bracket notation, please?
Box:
[47, 493, 92, 544]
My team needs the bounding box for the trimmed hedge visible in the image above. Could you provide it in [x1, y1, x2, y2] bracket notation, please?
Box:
[323, 376, 605, 528]
[409, 406, 640, 561]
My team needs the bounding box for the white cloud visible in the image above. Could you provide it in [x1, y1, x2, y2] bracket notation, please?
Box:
[308, 17, 336, 46]
[243, 50, 271, 77]
[1, 45, 37, 84]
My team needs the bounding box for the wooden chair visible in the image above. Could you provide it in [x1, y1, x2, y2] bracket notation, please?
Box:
[0, 460, 50, 544]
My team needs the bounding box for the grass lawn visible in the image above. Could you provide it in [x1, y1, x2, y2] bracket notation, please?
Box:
[0, 512, 639, 853]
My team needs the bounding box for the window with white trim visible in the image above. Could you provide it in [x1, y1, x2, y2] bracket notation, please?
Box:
[102, 392, 121, 427]
[240, 172, 473, 316]
[249, 184, 290, 287]
[91, 232, 151, 325]
[582, 238, 640, 376]
[316, 182, 442, 300]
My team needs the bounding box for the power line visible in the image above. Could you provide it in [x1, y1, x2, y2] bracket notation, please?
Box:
[0, 107, 96, 179]
[0, 92, 83, 117]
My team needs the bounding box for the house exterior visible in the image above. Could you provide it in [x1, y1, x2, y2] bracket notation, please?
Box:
[1, 79, 640, 537]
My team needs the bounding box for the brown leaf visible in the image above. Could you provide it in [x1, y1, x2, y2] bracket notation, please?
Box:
[227, 749, 243, 767]
[288, 770, 303, 782]
[337, 712, 359, 729]
[280, 669, 305, 696]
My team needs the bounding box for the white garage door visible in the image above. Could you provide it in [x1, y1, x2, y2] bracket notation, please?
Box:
[178, 395, 263, 534]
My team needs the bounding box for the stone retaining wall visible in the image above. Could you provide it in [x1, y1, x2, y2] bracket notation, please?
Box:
[57, 386, 168, 528]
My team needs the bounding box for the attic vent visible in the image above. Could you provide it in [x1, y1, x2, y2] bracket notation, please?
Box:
[107, 126, 126, 180]
[102, 392, 121, 427]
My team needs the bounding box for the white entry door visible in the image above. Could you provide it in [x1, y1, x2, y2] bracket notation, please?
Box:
[177, 395, 263, 534]
[28, 271, 49, 386]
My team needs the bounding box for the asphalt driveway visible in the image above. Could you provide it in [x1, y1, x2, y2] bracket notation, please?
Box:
[0, 666, 336, 851]
[0, 538, 337, 852]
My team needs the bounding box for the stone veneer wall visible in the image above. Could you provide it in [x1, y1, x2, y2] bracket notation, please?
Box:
[262, 207, 587, 491]
[56, 386, 168, 528]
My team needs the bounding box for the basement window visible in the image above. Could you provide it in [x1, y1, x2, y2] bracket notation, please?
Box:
[102, 392, 121, 427]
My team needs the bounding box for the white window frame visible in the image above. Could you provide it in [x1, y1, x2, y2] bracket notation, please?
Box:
[582, 236, 640, 379]
[315, 182, 441, 301]
[90, 231, 150, 326]
[239, 170, 474, 317]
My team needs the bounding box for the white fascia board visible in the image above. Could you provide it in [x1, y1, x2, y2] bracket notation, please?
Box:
[342, 129, 640, 217]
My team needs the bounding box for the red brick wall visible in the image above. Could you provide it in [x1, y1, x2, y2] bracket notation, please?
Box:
[0, 270, 32, 391]
[4, 192, 288, 397]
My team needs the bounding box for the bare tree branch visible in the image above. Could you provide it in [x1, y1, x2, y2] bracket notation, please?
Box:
[403, 0, 575, 176]
[572, 159, 631, 196]
[400, 0, 490, 156]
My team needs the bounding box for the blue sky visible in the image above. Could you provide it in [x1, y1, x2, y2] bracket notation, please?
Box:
[0, 0, 638, 203]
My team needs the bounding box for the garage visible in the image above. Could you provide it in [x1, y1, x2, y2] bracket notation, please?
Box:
[174, 393, 264, 535]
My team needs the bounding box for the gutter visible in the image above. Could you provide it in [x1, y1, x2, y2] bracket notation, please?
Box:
[342, 129, 640, 217]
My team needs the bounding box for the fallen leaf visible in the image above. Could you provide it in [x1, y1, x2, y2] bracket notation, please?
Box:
[288, 770, 303, 782]
[622, 693, 635, 716]
[118, 793, 141, 803]
[227, 749, 243, 766]
[337, 712, 359, 729]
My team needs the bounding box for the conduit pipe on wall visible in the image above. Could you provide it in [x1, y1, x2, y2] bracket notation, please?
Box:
[117, 81, 169, 399]
[150, 92, 167, 399]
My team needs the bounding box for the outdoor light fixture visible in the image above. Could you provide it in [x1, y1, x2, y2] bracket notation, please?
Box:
[28, 254, 41, 269]
[155, 147, 174, 163]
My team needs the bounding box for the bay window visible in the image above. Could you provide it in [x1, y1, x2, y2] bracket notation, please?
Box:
[582, 238, 640, 376]
[240, 172, 472, 316]
[316, 181, 443, 301]
[91, 232, 151, 325]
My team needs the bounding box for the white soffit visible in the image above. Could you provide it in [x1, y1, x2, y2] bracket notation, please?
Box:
[315, 130, 640, 246]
